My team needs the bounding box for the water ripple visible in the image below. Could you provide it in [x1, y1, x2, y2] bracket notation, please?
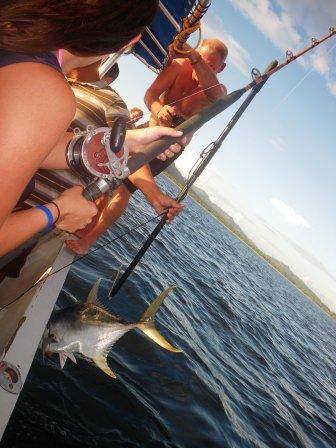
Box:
[3, 176, 336, 448]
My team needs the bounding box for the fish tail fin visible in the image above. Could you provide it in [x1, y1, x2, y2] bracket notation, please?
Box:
[93, 355, 117, 379]
[137, 286, 182, 353]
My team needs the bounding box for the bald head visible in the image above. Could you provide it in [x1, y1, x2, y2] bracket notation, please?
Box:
[197, 38, 228, 73]
[200, 38, 228, 60]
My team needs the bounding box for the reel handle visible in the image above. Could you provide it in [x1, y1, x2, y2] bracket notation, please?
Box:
[108, 116, 127, 153]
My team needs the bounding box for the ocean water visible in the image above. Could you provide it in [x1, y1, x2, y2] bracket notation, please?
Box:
[2, 176, 336, 448]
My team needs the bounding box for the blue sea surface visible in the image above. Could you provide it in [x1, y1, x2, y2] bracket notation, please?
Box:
[2, 175, 336, 447]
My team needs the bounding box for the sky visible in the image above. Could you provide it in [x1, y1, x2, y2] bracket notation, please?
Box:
[112, 0, 336, 311]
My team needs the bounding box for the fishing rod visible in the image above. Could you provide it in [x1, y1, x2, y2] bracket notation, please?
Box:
[109, 59, 278, 296]
[109, 26, 336, 296]
[244, 27, 336, 91]
[124, 27, 335, 186]
[2, 28, 333, 288]
[72, 28, 336, 202]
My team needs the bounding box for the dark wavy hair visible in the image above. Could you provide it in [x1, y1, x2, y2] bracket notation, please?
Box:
[0, 0, 158, 55]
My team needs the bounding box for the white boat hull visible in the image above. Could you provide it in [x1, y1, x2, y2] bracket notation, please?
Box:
[0, 232, 74, 439]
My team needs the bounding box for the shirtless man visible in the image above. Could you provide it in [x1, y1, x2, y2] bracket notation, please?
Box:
[145, 38, 228, 129]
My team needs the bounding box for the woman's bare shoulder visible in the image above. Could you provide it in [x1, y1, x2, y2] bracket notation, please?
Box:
[0, 62, 75, 123]
[0, 62, 75, 156]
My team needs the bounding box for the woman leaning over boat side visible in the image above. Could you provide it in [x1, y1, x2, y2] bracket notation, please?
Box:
[0, 0, 183, 257]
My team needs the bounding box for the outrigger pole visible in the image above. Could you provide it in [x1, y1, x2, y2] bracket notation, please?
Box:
[110, 27, 335, 296]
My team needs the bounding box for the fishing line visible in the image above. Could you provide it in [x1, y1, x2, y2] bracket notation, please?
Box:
[127, 31, 335, 126]
[125, 82, 226, 126]
[0, 211, 167, 313]
[2, 30, 334, 309]
[186, 147, 214, 190]
[273, 41, 336, 112]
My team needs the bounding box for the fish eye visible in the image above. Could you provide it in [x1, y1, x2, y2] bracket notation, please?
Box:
[49, 333, 58, 341]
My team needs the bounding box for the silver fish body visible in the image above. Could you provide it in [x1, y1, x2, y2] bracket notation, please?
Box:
[47, 304, 135, 358]
[42, 281, 181, 378]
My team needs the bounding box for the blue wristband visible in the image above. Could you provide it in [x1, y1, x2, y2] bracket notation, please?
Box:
[36, 205, 55, 231]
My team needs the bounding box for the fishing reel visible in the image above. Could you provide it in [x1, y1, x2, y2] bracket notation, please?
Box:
[66, 117, 130, 200]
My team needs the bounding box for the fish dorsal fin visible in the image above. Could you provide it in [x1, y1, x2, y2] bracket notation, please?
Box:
[86, 279, 110, 312]
[59, 351, 68, 369]
[93, 355, 116, 379]
[86, 279, 102, 304]
[67, 352, 77, 364]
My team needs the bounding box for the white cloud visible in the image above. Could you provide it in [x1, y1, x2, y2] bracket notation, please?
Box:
[302, 275, 311, 285]
[327, 80, 336, 96]
[270, 197, 311, 228]
[233, 212, 245, 223]
[228, 0, 301, 51]
[311, 51, 330, 76]
[228, 0, 336, 96]
[203, 13, 251, 77]
[268, 136, 285, 151]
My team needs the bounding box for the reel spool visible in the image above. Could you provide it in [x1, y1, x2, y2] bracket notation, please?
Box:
[66, 117, 130, 200]
[66, 117, 129, 181]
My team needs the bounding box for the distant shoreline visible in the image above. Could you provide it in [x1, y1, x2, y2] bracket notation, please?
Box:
[162, 168, 336, 321]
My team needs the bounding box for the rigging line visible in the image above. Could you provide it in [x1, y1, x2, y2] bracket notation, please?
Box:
[0, 211, 166, 313]
[273, 41, 336, 112]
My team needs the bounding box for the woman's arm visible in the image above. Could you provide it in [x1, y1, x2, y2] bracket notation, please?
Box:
[0, 62, 100, 256]
[0, 186, 97, 256]
[0, 204, 58, 256]
[0, 62, 75, 228]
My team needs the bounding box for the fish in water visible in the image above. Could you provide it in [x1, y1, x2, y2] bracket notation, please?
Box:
[41, 280, 181, 379]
